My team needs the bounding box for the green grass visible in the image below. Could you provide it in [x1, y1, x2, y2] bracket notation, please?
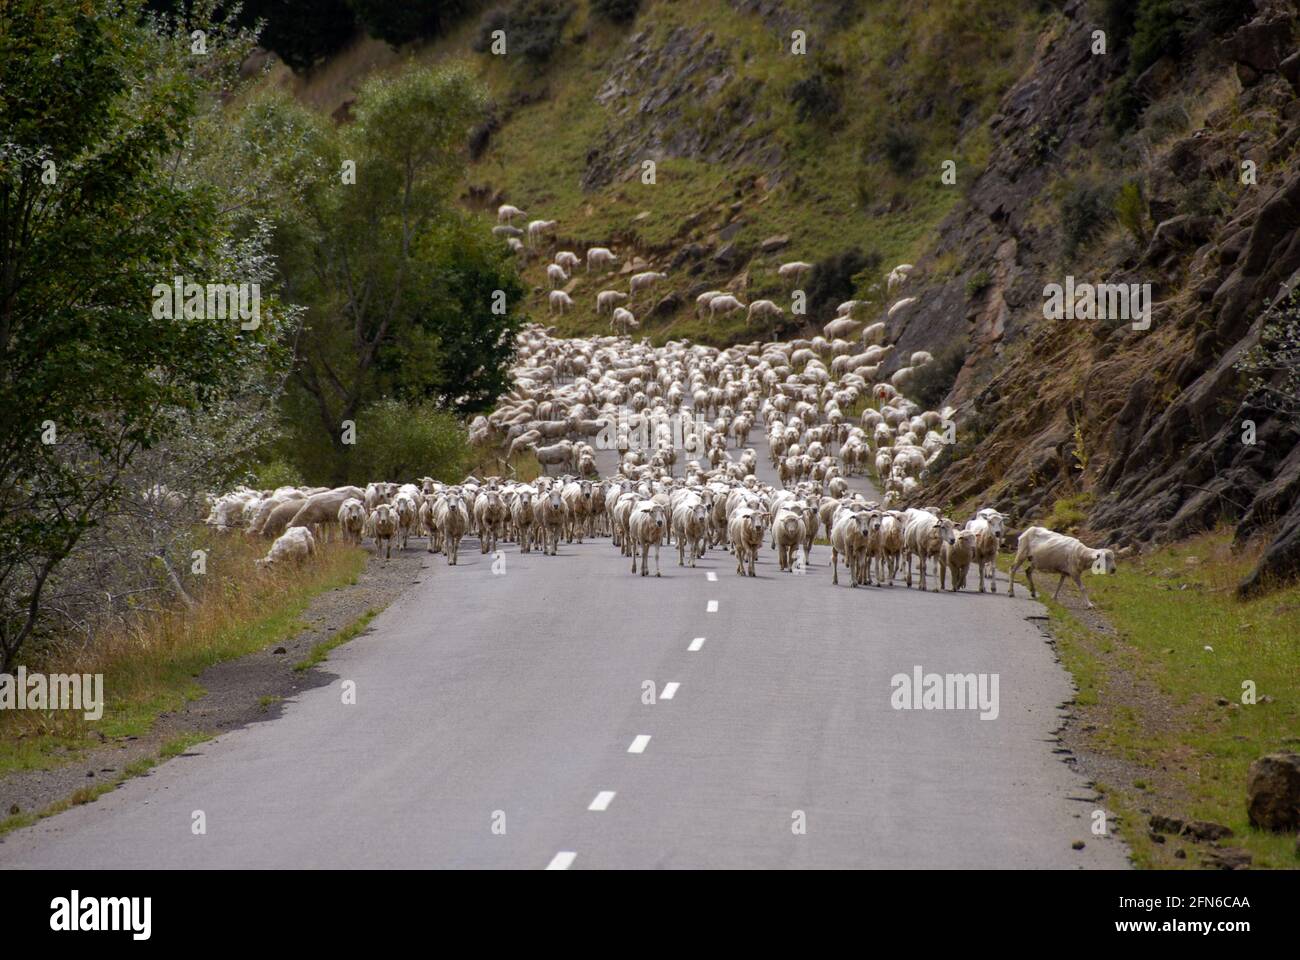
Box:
[1040, 528, 1300, 869]
[0, 731, 217, 839]
[294, 608, 382, 672]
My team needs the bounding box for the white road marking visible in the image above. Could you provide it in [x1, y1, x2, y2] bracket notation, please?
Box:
[706, 600, 718, 613]
[546, 851, 576, 870]
[706, 571, 717, 582]
[588, 791, 616, 812]
[688, 637, 706, 652]
[628, 734, 651, 754]
[660, 682, 680, 700]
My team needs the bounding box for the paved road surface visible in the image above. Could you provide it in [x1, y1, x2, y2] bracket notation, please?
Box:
[0, 438, 1129, 869]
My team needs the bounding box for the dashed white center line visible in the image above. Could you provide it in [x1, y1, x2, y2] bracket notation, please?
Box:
[660, 682, 680, 700]
[706, 600, 719, 613]
[587, 791, 616, 812]
[546, 851, 576, 870]
[688, 636, 706, 652]
[706, 571, 717, 582]
[627, 734, 651, 754]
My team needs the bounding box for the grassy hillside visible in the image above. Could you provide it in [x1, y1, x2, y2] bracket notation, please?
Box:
[269, 0, 1045, 343]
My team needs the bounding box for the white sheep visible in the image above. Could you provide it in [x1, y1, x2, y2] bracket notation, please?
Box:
[629, 270, 667, 301]
[887, 263, 913, 292]
[554, 250, 581, 272]
[596, 289, 628, 314]
[527, 219, 557, 247]
[778, 261, 813, 286]
[747, 299, 784, 324]
[708, 294, 745, 321]
[610, 306, 638, 334]
[1008, 527, 1116, 609]
[549, 290, 574, 314]
[337, 498, 367, 544]
[586, 247, 618, 272]
[888, 296, 917, 318]
[695, 290, 724, 318]
[547, 263, 569, 288]
[498, 204, 527, 223]
[257, 526, 316, 569]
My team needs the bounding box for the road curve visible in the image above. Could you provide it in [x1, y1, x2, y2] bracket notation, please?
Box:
[0, 477, 1129, 868]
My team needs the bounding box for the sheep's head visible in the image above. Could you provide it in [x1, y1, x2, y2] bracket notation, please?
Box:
[1091, 549, 1117, 575]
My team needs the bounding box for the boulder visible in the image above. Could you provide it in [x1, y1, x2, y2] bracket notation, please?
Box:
[1246, 752, 1300, 830]
[1221, 16, 1294, 75]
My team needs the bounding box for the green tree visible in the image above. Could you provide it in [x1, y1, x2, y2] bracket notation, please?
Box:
[237, 65, 523, 483]
[0, 0, 284, 669]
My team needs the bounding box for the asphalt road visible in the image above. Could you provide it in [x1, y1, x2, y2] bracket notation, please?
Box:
[0, 440, 1129, 869]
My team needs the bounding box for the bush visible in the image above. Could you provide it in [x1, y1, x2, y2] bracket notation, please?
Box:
[1130, 0, 1187, 75]
[345, 400, 471, 485]
[965, 270, 992, 299]
[476, 0, 573, 63]
[348, 0, 481, 47]
[908, 338, 967, 410]
[590, 0, 640, 23]
[805, 248, 878, 320]
[237, 0, 359, 72]
[1060, 179, 1116, 262]
[788, 73, 840, 125]
[881, 126, 921, 176]
[251, 458, 306, 490]
[1114, 179, 1148, 244]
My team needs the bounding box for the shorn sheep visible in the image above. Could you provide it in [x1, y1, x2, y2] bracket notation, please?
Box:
[1008, 527, 1116, 609]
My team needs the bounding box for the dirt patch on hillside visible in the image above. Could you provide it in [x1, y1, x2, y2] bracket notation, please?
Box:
[0, 548, 428, 835]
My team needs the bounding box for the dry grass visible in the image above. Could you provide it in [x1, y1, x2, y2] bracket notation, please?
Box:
[0, 533, 367, 774]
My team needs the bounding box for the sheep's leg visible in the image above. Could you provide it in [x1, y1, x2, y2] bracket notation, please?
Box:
[1053, 573, 1067, 600]
[1024, 563, 1037, 599]
[631, 548, 637, 574]
[1076, 575, 1094, 609]
[654, 542, 661, 578]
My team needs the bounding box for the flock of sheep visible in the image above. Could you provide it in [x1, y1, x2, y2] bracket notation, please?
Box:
[203, 220, 1117, 608]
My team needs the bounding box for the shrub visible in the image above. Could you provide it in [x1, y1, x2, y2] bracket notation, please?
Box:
[1130, 0, 1187, 75]
[806, 249, 878, 319]
[252, 458, 306, 489]
[590, 0, 640, 23]
[476, 0, 573, 63]
[236, 0, 358, 72]
[348, 0, 481, 47]
[908, 337, 967, 410]
[881, 126, 921, 176]
[965, 270, 992, 299]
[788, 73, 841, 125]
[1141, 97, 1190, 140]
[1114, 179, 1149, 244]
[346, 400, 471, 485]
[1059, 179, 1116, 262]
